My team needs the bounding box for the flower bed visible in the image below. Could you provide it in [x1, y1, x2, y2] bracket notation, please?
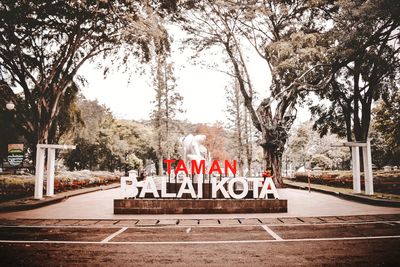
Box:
[292, 170, 400, 195]
[0, 170, 122, 201]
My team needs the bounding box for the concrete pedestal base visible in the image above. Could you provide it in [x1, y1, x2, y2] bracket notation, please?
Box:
[114, 199, 287, 214]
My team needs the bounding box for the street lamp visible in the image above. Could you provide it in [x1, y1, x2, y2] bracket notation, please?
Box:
[6, 101, 15, 110]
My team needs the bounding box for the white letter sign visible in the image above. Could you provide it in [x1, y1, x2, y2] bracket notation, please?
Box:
[119, 176, 279, 199]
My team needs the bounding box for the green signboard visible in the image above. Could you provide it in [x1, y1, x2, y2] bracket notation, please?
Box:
[7, 144, 24, 166]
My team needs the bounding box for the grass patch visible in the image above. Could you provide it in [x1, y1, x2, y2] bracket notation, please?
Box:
[291, 170, 400, 195]
[0, 170, 122, 201]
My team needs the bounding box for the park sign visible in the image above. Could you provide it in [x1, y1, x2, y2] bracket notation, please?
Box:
[7, 144, 24, 166]
[121, 159, 280, 199]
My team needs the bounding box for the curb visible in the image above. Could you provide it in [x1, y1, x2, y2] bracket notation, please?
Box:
[284, 183, 400, 207]
[0, 183, 120, 212]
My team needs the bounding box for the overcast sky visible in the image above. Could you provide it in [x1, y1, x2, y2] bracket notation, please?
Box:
[79, 26, 310, 124]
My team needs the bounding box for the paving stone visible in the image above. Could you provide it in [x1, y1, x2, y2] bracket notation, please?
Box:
[219, 219, 241, 225]
[115, 220, 138, 226]
[377, 214, 400, 221]
[239, 218, 261, 225]
[199, 219, 219, 226]
[336, 215, 364, 222]
[55, 219, 81, 226]
[258, 218, 283, 224]
[298, 217, 324, 223]
[178, 219, 198, 226]
[20, 219, 42, 225]
[355, 215, 383, 221]
[74, 220, 99, 226]
[136, 219, 158, 226]
[279, 217, 303, 224]
[95, 220, 119, 226]
[319, 216, 343, 223]
[157, 219, 178, 225]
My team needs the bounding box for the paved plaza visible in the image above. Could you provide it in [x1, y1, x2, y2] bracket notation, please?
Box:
[0, 188, 399, 220]
[0, 188, 399, 266]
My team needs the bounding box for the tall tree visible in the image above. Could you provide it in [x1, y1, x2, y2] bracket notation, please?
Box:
[311, 0, 400, 142]
[243, 107, 255, 176]
[370, 91, 400, 167]
[0, 0, 170, 159]
[226, 82, 245, 175]
[150, 55, 184, 175]
[181, 0, 331, 185]
[225, 81, 256, 176]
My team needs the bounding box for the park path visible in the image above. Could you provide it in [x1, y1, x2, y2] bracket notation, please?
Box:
[0, 188, 399, 220]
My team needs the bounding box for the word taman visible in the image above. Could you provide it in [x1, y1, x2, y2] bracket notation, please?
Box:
[121, 176, 279, 199]
[163, 159, 237, 175]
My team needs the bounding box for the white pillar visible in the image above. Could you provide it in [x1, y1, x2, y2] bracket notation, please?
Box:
[363, 139, 374, 195]
[46, 148, 56, 196]
[34, 147, 45, 199]
[351, 146, 361, 194]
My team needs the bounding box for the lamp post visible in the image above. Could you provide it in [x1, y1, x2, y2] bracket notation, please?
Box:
[3, 101, 16, 172]
[6, 101, 15, 111]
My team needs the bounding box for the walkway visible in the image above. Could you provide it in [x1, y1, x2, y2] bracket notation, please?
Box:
[0, 188, 399, 219]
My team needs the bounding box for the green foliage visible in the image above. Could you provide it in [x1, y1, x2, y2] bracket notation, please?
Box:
[0, 176, 35, 200]
[311, 0, 400, 141]
[181, 0, 333, 185]
[63, 138, 115, 171]
[284, 121, 350, 170]
[61, 97, 155, 171]
[310, 154, 333, 169]
[0, 0, 171, 156]
[370, 91, 400, 167]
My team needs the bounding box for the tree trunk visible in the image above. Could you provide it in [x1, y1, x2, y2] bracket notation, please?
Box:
[31, 120, 51, 166]
[262, 146, 271, 170]
[244, 109, 252, 177]
[37, 123, 50, 145]
[247, 158, 252, 177]
[261, 141, 284, 188]
[271, 152, 283, 187]
[238, 158, 244, 176]
[158, 157, 164, 176]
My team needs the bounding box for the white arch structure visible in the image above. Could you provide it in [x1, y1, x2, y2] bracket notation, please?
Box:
[331, 139, 373, 195]
[34, 144, 75, 199]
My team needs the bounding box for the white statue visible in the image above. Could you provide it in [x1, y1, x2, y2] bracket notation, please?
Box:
[181, 134, 208, 163]
[180, 134, 211, 182]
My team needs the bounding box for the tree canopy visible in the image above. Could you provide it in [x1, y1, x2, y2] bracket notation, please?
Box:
[311, 0, 400, 141]
[0, 0, 171, 159]
[370, 91, 400, 167]
[179, 0, 334, 185]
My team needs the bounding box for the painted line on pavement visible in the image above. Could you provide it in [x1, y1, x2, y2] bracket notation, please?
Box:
[101, 227, 128, 243]
[261, 225, 283, 240]
[0, 220, 399, 229]
[0, 235, 399, 245]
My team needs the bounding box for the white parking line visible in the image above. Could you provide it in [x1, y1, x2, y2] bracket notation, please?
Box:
[261, 225, 283, 240]
[101, 227, 128, 243]
[0, 235, 399, 245]
[1, 220, 399, 229]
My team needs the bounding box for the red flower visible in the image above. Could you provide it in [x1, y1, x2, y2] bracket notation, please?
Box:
[262, 171, 271, 178]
